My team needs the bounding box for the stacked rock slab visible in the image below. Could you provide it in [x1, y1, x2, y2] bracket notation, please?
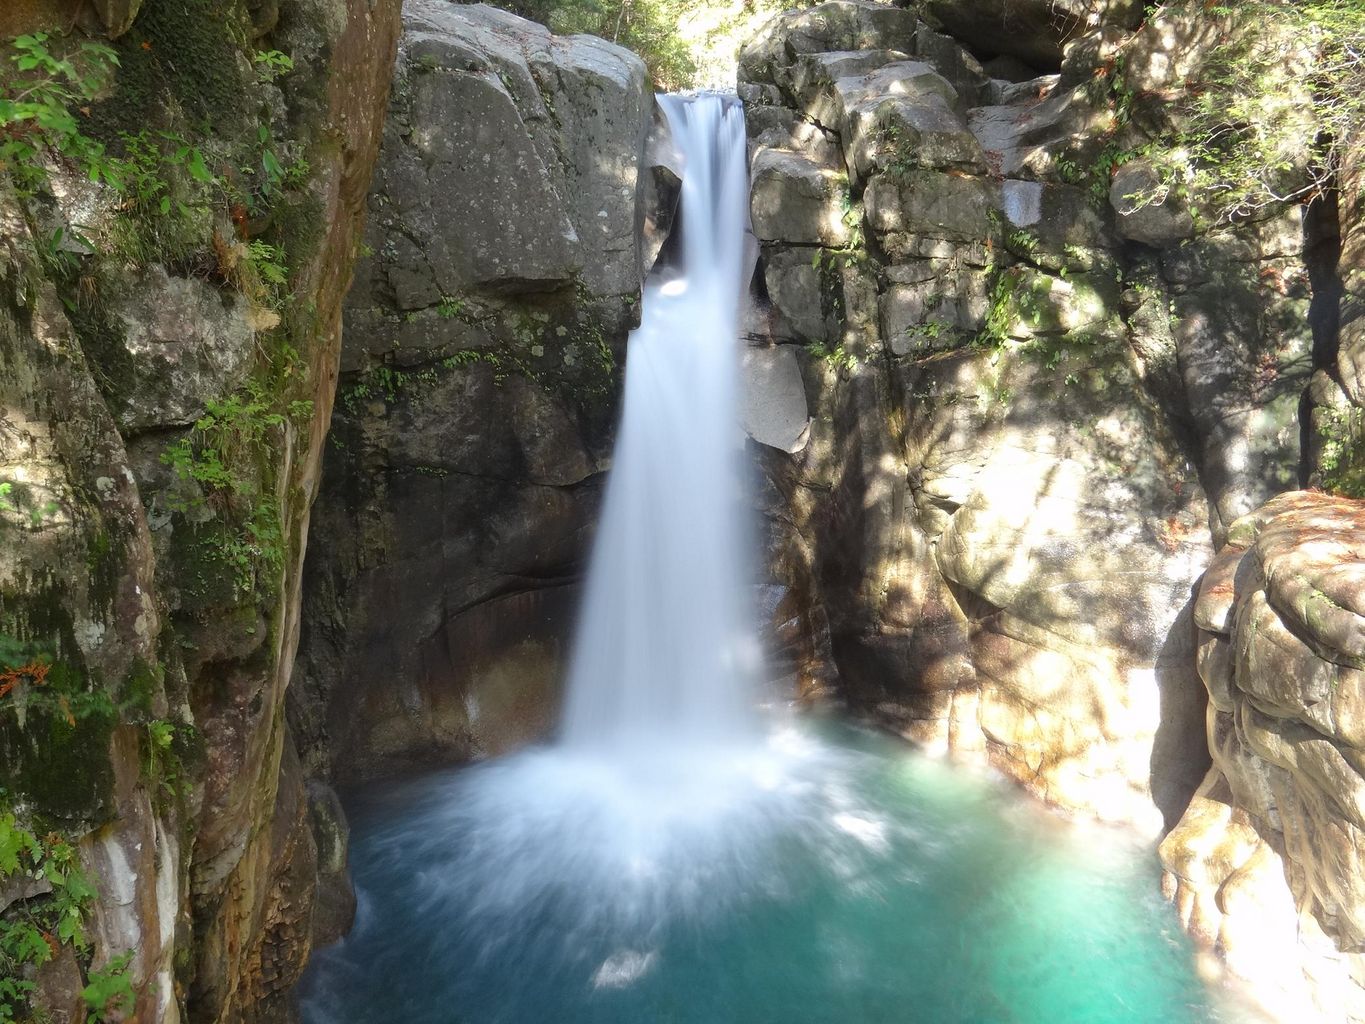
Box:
[739, 0, 1317, 837]
[291, 3, 651, 784]
[1161, 492, 1365, 1024]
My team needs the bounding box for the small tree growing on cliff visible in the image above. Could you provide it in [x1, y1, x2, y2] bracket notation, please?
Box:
[1142, 1, 1365, 220]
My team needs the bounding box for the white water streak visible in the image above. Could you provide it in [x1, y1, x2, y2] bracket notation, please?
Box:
[561, 94, 760, 755]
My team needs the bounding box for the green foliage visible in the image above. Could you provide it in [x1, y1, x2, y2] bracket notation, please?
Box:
[254, 50, 295, 86]
[0, 34, 213, 222]
[161, 382, 297, 600]
[2, 29, 308, 282]
[1053, 54, 1144, 207]
[976, 266, 1020, 350]
[82, 952, 135, 1020]
[805, 340, 858, 372]
[0, 811, 132, 1022]
[141, 719, 191, 802]
[902, 319, 951, 351]
[873, 117, 920, 181]
[1317, 404, 1365, 496]
[244, 239, 290, 309]
[0, 640, 116, 728]
[490, 0, 698, 88]
[342, 355, 500, 415]
[0, 33, 118, 196]
[1143, 1, 1365, 219]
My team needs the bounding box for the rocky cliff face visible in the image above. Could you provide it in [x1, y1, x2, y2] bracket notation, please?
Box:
[736, 0, 1315, 836]
[0, 0, 399, 1020]
[1160, 492, 1365, 1023]
[735, 0, 1362, 1016]
[5, 0, 1356, 1020]
[280, 4, 1356, 1016]
[290, 1, 651, 785]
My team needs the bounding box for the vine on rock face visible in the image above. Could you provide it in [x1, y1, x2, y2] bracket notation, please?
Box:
[161, 381, 311, 601]
[0, 33, 119, 195]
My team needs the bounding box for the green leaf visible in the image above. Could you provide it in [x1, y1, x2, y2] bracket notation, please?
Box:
[0, 814, 38, 876]
[186, 148, 212, 183]
[262, 149, 282, 176]
[2, 922, 53, 966]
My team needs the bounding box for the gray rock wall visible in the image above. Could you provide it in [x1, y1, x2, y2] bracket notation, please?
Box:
[738, 0, 1317, 836]
[291, 2, 651, 784]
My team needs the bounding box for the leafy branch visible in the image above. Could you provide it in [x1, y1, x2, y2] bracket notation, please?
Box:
[1138, 1, 1365, 220]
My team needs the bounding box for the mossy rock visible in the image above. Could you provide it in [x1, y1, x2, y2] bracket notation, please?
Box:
[0, 680, 116, 825]
[93, 0, 255, 141]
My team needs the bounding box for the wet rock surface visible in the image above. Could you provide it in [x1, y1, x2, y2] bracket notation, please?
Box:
[291, 3, 650, 783]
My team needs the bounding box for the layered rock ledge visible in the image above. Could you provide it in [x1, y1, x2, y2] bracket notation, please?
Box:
[1163, 491, 1365, 1023]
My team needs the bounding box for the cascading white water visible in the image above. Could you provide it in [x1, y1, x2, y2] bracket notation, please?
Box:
[298, 94, 1245, 1024]
[561, 93, 759, 754]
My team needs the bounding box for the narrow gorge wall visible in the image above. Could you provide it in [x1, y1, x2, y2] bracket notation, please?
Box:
[738, 0, 1313, 835]
[0, 0, 400, 1020]
[1157, 131, 1365, 1021]
[6, 1, 1360, 1021]
[290, 1, 651, 788]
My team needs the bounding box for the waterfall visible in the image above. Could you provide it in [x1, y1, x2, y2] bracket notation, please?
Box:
[297, 97, 1229, 1024]
[561, 93, 760, 755]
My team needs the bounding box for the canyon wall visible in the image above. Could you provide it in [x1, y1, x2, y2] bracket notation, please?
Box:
[735, 2, 1364, 1018]
[4, 1, 1363, 1021]
[287, 2, 1363, 1017]
[0, 0, 400, 1019]
[738, 0, 1312, 835]
[290, 0, 651, 785]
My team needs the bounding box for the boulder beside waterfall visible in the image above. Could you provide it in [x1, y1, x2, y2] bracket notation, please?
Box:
[1161, 492, 1365, 1024]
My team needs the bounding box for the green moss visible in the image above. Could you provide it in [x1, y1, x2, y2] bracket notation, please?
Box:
[271, 193, 326, 285]
[0, 588, 84, 671]
[92, 0, 254, 142]
[118, 657, 164, 718]
[82, 526, 124, 619]
[0, 640, 117, 825]
[0, 706, 116, 824]
[62, 291, 138, 420]
[166, 516, 262, 614]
